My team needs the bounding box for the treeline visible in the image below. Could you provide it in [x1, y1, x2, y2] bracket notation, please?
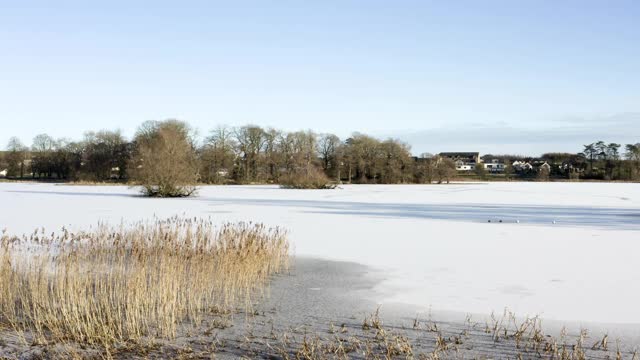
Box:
[460, 141, 640, 182]
[509, 142, 640, 181]
[4, 132, 131, 181]
[577, 141, 640, 180]
[1, 120, 456, 185]
[2, 121, 639, 184]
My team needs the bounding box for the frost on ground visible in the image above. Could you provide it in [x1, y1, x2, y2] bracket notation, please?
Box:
[1, 182, 639, 325]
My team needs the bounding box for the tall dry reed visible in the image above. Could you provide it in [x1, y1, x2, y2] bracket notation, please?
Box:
[0, 217, 289, 347]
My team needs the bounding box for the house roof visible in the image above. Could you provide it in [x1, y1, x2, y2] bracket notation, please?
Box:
[439, 152, 479, 157]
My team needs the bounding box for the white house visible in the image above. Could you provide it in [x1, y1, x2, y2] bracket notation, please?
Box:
[484, 159, 505, 173]
[0, 169, 7, 178]
[440, 153, 480, 172]
[454, 160, 475, 171]
[512, 161, 533, 172]
[217, 169, 229, 177]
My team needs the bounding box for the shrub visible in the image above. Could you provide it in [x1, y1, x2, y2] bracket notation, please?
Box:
[475, 162, 487, 180]
[279, 167, 336, 189]
[0, 218, 289, 347]
[130, 120, 199, 197]
[537, 167, 550, 182]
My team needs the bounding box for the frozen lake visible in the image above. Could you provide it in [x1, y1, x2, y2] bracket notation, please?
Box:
[1, 182, 639, 324]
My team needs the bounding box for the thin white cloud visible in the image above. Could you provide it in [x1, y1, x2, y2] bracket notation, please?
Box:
[387, 113, 640, 156]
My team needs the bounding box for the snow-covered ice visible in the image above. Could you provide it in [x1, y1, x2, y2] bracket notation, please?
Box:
[1, 182, 639, 324]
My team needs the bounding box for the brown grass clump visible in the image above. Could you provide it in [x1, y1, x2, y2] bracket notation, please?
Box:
[279, 167, 337, 189]
[0, 217, 289, 349]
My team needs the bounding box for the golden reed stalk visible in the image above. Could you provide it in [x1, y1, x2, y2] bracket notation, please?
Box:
[0, 217, 289, 347]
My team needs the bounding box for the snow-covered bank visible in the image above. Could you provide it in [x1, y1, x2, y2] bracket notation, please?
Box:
[1, 182, 639, 324]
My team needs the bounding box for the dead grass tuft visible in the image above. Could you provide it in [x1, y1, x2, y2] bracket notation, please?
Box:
[0, 217, 289, 349]
[279, 167, 337, 190]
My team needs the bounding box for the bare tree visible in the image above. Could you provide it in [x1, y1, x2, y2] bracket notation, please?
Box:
[415, 153, 435, 184]
[537, 166, 550, 182]
[318, 134, 340, 178]
[200, 125, 236, 184]
[31, 134, 57, 178]
[290, 130, 318, 175]
[83, 130, 130, 181]
[503, 163, 514, 181]
[434, 156, 457, 184]
[234, 125, 265, 182]
[345, 133, 380, 183]
[277, 132, 296, 175]
[263, 128, 282, 181]
[6, 137, 27, 178]
[378, 139, 413, 183]
[474, 161, 487, 180]
[131, 120, 199, 197]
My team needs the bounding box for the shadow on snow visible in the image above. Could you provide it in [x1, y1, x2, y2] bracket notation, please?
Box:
[5, 189, 639, 230]
[199, 197, 640, 230]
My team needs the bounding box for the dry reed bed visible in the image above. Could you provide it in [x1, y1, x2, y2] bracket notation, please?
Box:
[0, 217, 289, 349]
[262, 309, 637, 360]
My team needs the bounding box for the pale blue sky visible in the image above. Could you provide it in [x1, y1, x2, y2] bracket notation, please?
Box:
[1, 1, 638, 155]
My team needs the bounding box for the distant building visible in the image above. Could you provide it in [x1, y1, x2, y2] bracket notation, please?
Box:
[454, 160, 475, 171]
[440, 152, 480, 172]
[483, 159, 505, 173]
[539, 162, 551, 173]
[440, 152, 480, 163]
[217, 169, 230, 177]
[0, 169, 7, 178]
[110, 167, 121, 179]
[512, 161, 533, 172]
